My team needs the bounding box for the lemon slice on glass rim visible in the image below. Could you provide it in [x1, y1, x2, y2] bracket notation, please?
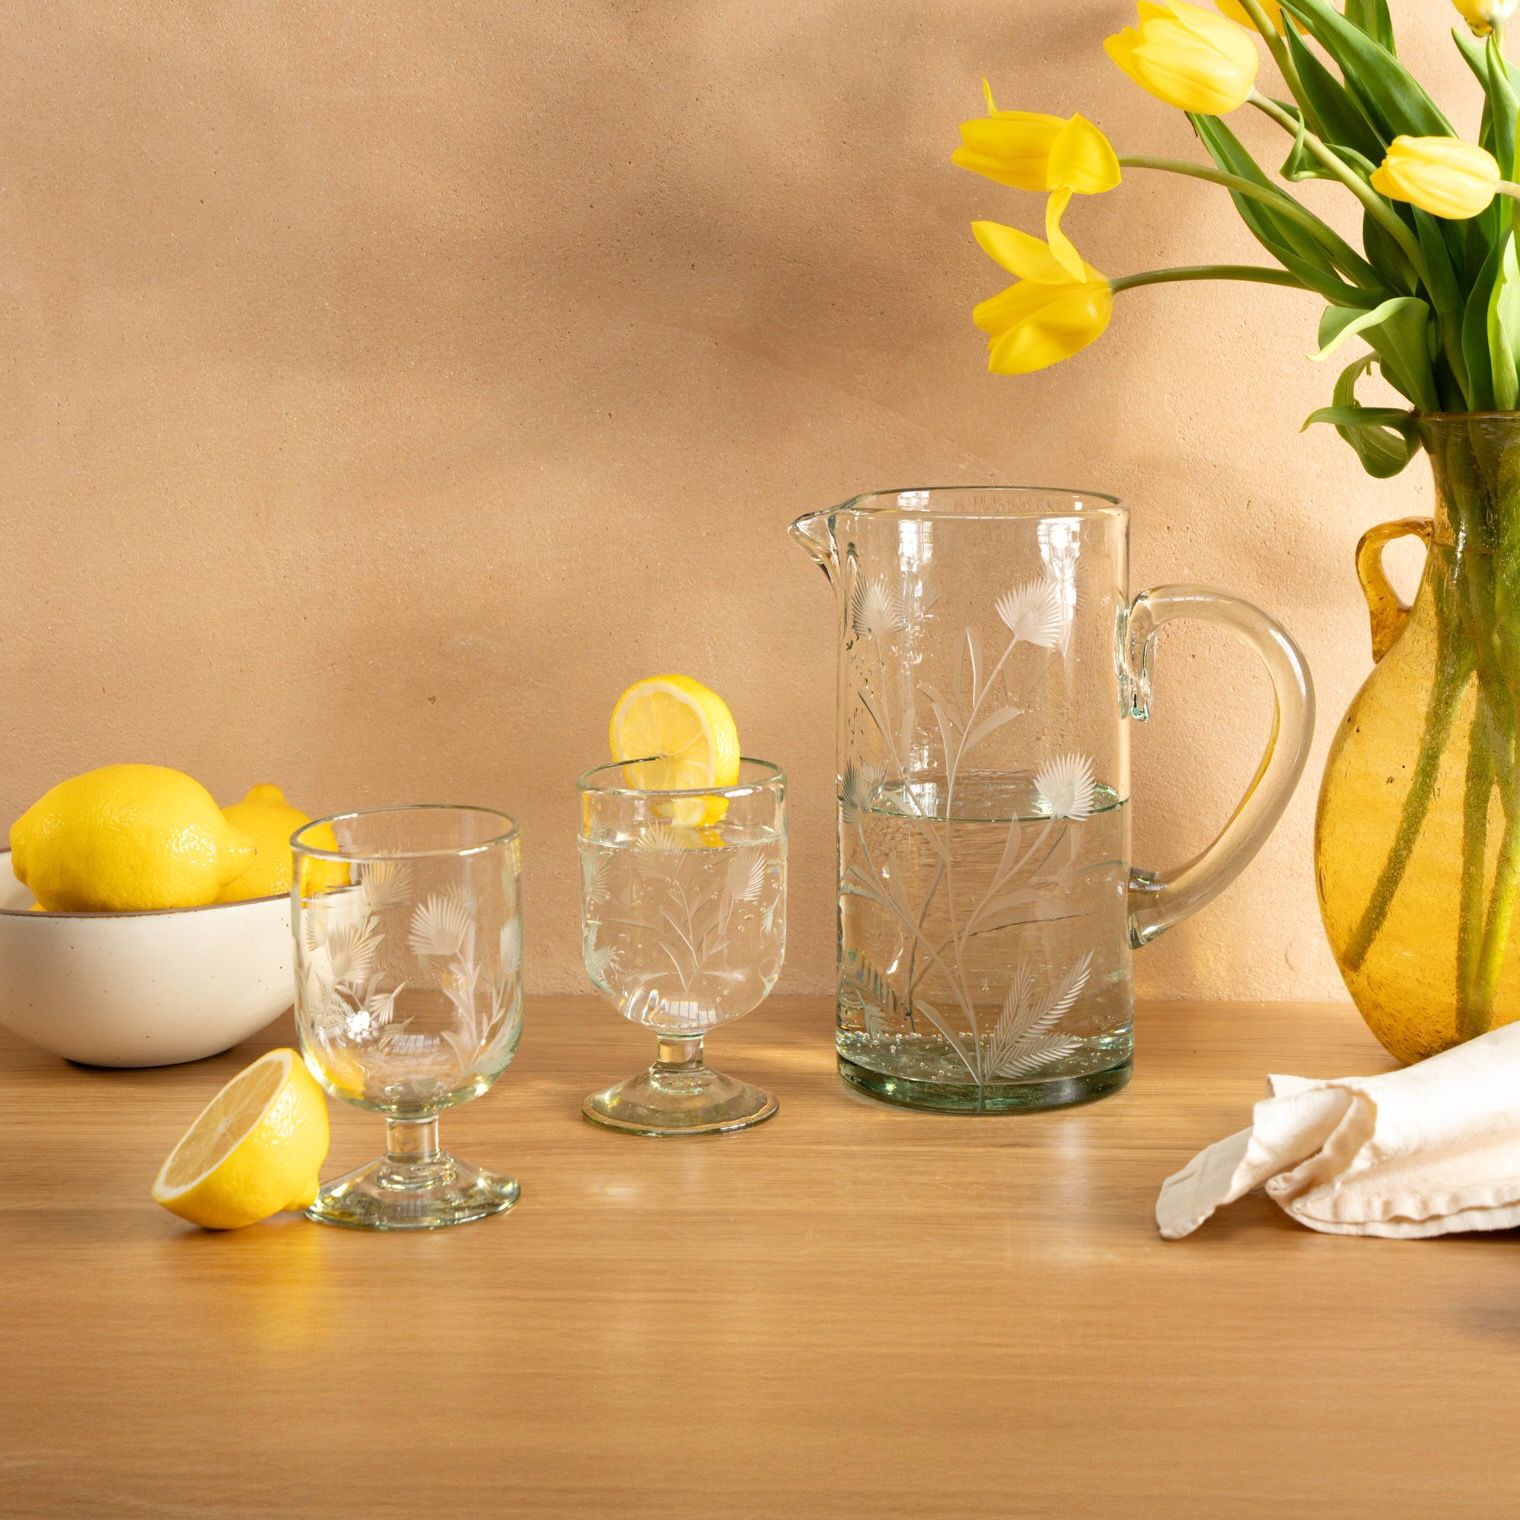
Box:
[608, 674, 741, 830]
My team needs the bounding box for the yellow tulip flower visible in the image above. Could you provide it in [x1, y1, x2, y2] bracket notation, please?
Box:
[971, 221, 1114, 375]
[1215, 0, 1288, 32]
[953, 97, 1121, 280]
[1453, 0, 1517, 37]
[1105, 2, 1260, 116]
[953, 106, 1065, 193]
[953, 101, 1121, 197]
[1370, 136, 1501, 221]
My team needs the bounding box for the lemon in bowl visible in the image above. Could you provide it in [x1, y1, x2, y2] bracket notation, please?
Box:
[12, 763, 255, 912]
[1, 766, 329, 1067]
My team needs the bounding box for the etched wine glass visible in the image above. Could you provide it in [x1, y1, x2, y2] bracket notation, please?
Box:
[292, 805, 524, 1230]
[578, 758, 787, 1135]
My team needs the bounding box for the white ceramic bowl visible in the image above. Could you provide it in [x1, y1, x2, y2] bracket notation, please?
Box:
[0, 851, 294, 1067]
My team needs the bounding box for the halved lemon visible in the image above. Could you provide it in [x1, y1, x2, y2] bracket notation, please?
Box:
[151, 1048, 330, 1230]
[608, 674, 742, 831]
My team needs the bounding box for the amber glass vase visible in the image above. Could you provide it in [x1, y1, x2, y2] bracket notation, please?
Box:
[1318, 414, 1520, 1062]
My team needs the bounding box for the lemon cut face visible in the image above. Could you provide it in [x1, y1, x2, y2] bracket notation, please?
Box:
[608, 674, 741, 829]
[152, 1049, 330, 1230]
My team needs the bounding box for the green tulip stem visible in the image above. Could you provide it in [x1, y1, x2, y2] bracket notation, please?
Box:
[1119, 155, 1376, 284]
[1471, 779, 1520, 1035]
[1248, 90, 1431, 285]
[1457, 698, 1496, 1032]
[1342, 642, 1471, 974]
[1236, 0, 1312, 123]
[1109, 265, 1309, 294]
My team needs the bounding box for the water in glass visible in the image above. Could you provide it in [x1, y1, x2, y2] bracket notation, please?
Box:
[579, 823, 785, 1033]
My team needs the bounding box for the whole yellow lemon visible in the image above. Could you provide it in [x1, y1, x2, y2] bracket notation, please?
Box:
[218, 783, 342, 902]
[11, 764, 256, 912]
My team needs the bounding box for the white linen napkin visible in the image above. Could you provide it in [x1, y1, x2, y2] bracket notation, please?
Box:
[1157, 1022, 1520, 1239]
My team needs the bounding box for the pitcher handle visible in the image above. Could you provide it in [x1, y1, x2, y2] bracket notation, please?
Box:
[1355, 517, 1432, 662]
[1124, 585, 1315, 949]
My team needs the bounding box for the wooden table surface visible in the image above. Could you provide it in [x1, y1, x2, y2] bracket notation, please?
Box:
[4, 996, 1518, 1518]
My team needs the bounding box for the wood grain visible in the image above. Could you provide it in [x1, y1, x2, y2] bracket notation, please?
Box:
[3, 998, 1517, 1518]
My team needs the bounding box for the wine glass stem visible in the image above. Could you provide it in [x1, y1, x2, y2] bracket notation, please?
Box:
[656, 1034, 704, 1072]
[386, 1115, 441, 1171]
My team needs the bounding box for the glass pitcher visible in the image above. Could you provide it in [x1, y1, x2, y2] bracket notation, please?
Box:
[790, 487, 1314, 1113]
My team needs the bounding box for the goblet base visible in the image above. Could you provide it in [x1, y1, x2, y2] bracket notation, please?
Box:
[306, 1151, 520, 1231]
[583, 1062, 778, 1137]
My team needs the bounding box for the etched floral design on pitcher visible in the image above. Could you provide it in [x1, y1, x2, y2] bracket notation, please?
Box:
[837, 562, 1114, 1104]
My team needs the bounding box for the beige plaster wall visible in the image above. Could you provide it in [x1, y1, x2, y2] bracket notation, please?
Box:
[1, 2, 1470, 999]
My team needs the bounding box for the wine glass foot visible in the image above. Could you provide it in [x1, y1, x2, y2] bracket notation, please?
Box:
[306, 1152, 520, 1231]
[583, 1063, 778, 1137]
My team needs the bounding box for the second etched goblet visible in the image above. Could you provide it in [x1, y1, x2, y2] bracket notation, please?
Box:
[578, 759, 787, 1135]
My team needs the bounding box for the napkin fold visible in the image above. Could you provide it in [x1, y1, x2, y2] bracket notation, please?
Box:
[1157, 1022, 1520, 1239]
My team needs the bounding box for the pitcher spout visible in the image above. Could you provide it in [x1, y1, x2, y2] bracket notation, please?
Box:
[788, 510, 838, 584]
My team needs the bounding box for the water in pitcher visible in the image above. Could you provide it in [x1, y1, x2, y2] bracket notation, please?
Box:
[835, 773, 1132, 1105]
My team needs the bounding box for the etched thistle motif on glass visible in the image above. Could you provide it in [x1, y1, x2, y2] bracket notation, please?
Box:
[292, 805, 524, 1229]
[792, 488, 1314, 1113]
[578, 759, 786, 1136]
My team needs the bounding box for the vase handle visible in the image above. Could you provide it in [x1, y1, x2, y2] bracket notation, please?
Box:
[1355, 517, 1433, 662]
[1123, 585, 1315, 949]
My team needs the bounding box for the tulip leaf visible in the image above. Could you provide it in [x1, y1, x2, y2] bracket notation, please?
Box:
[1305, 404, 1410, 428]
[1280, 0, 1453, 140]
[1280, 130, 1378, 188]
[1453, 27, 1520, 106]
[1303, 354, 1419, 479]
[1191, 114, 1380, 301]
[1360, 211, 1419, 295]
[1280, 26, 1385, 165]
[1462, 234, 1506, 411]
[1455, 31, 1520, 179]
[1413, 208, 1471, 401]
[1488, 232, 1520, 412]
[1304, 404, 1419, 478]
[1342, 0, 1394, 53]
[1279, 117, 1327, 185]
[1315, 296, 1439, 411]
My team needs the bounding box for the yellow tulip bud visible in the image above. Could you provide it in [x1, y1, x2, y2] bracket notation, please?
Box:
[953, 106, 1121, 198]
[1453, 0, 1518, 37]
[970, 221, 1114, 375]
[1370, 136, 1501, 221]
[953, 108, 1068, 192]
[1105, 2, 1260, 116]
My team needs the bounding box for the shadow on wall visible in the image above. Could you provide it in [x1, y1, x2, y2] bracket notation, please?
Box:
[3, 1, 1404, 999]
